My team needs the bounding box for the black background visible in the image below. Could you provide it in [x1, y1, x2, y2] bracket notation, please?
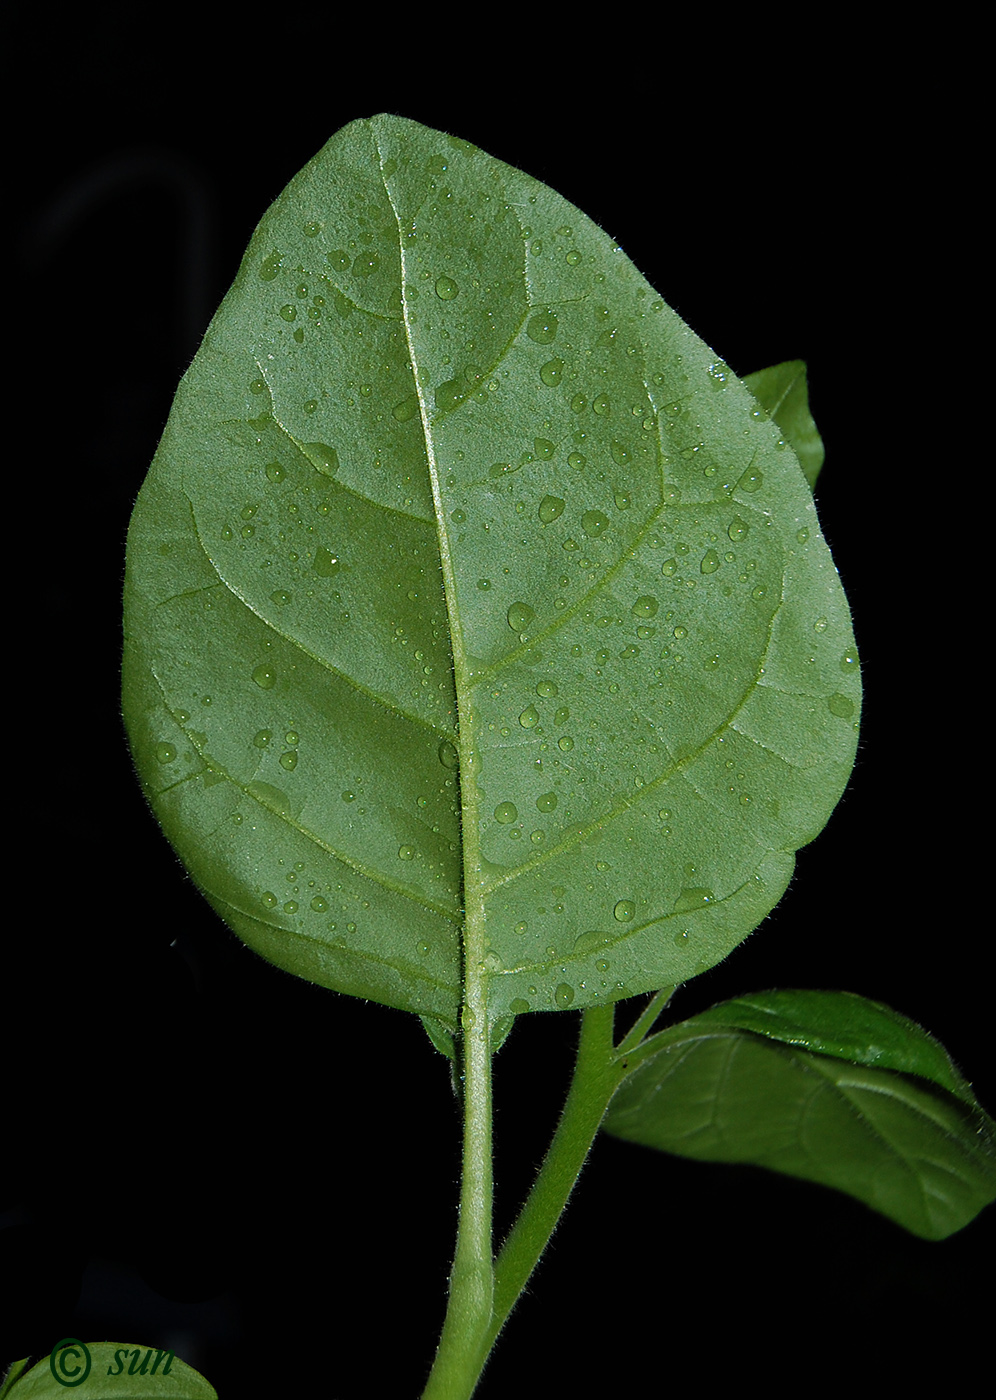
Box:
[5, 11, 991, 1396]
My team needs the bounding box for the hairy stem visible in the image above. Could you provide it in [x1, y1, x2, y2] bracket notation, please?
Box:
[485, 1003, 629, 1355]
[421, 895, 494, 1400]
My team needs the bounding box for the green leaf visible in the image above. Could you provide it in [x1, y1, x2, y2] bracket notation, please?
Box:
[688, 988, 978, 1104]
[0, 1361, 31, 1399]
[743, 360, 824, 489]
[123, 116, 859, 1021]
[603, 991, 996, 1240]
[6, 1343, 217, 1397]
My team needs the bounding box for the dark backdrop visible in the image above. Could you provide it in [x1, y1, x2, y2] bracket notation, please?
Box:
[6, 11, 990, 1396]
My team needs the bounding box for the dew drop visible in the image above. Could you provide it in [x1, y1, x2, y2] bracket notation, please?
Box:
[155, 742, 176, 764]
[534, 438, 555, 459]
[737, 466, 763, 493]
[661, 558, 678, 577]
[262, 891, 278, 909]
[303, 443, 340, 478]
[538, 495, 565, 524]
[313, 547, 340, 578]
[435, 275, 458, 299]
[673, 887, 715, 913]
[253, 729, 272, 748]
[536, 679, 558, 698]
[610, 441, 631, 466]
[392, 394, 420, 422]
[398, 845, 416, 860]
[507, 601, 536, 632]
[510, 996, 531, 1013]
[259, 252, 282, 281]
[796, 526, 810, 544]
[632, 595, 659, 618]
[311, 895, 329, 912]
[252, 664, 277, 689]
[813, 616, 829, 634]
[353, 252, 380, 277]
[554, 982, 575, 1007]
[279, 751, 298, 771]
[558, 735, 575, 751]
[567, 451, 586, 469]
[751, 585, 767, 601]
[700, 548, 721, 574]
[592, 393, 610, 415]
[519, 705, 540, 729]
[265, 461, 286, 483]
[438, 739, 460, 769]
[728, 516, 748, 542]
[613, 900, 636, 922]
[840, 648, 859, 672]
[581, 509, 610, 537]
[554, 706, 570, 725]
[279, 304, 297, 322]
[270, 589, 292, 606]
[536, 791, 558, 813]
[342, 790, 355, 802]
[571, 393, 588, 413]
[539, 358, 564, 386]
[494, 801, 518, 824]
[526, 311, 559, 344]
[828, 692, 855, 718]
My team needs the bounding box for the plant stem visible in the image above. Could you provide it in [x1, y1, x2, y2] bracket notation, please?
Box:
[484, 1003, 629, 1357]
[423, 993, 677, 1398]
[421, 899, 494, 1400]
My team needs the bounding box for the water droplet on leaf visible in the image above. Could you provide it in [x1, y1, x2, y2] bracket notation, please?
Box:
[526, 312, 558, 344]
[539, 358, 564, 387]
[507, 601, 535, 632]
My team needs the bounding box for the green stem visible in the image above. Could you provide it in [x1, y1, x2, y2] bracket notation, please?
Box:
[485, 1002, 629, 1356]
[422, 992, 678, 1398]
[615, 985, 677, 1056]
[421, 901, 495, 1400]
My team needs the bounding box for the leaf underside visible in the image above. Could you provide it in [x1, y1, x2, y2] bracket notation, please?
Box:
[123, 116, 859, 1025]
[603, 990, 996, 1240]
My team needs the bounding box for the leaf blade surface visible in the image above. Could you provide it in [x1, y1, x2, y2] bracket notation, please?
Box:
[123, 117, 860, 1017]
[603, 991, 996, 1239]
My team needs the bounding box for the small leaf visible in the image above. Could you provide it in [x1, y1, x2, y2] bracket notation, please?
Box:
[0, 1361, 31, 1399]
[420, 1013, 458, 1060]
[124, 118, 859, 1020]
[743, 360, 824, 489]
[603, 991, 996, 1240]
[7, 1343, 217, 1397]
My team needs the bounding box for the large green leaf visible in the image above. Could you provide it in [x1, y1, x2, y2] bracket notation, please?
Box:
[742, 360, 824, 489]
[603, 991, 996, 1239]
[123, 116, 859, 1025]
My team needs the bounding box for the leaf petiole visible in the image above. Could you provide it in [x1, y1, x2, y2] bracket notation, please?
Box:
[424, 996, 675, 1398]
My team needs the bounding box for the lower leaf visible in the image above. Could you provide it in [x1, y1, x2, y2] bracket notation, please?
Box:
[603, 991, 996, 1240]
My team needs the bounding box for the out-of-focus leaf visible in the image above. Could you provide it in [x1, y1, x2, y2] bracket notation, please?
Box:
[743, 360, 824, 489]
[604, 990, 996, 1239]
